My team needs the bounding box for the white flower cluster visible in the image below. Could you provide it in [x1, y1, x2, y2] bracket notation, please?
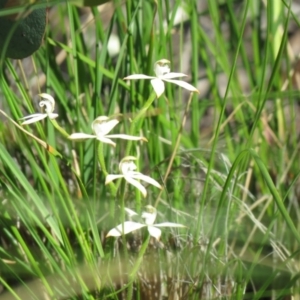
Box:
[19, 59, 197, 239]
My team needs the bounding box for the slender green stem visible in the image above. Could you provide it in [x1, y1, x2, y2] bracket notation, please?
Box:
[127, 234, 150, 300]
[118, 180, 131, 297]
[125, 91, 157, 156]
[50, 119, 70, 138]
[154, 91, 194, 207]
[97, 142, 117, 196]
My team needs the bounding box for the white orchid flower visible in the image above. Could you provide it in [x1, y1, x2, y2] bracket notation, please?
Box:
[20, 93, 58, 125]
[105, 156, 162, 197]
[106, 205, 186, 240]
[68, 116, 147, 147]
[124, 59, 199, 97]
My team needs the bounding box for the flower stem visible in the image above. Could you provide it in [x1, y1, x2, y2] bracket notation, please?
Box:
[125, 91, 157, 156]
[126, 234, 150, 300]
[154, 92, 195, 207]
[119, 179, 130, 296]
[97, 142, 117, 197]
[50, 119, 70, 138]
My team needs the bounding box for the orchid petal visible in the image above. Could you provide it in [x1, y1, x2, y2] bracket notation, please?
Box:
[163, 79, 199, 93]
[48, 113, 59, 120]
[92, 117, 119, 135]
[40, 100, 54, 114]
[19, 113, 45, 120]
[124, 74, 155, 80]
[120, 160, 137, 174]
[106, 221, 146, 237]
[124, 207, 138, 217]
[142, 211, 157, 226]
[154, 222, 186, 228]
[131, 173, 162, 189]
[120, 156, 137, 164]
[102, 119, 119, 134]
[155, 65, 170, 77]
[68, 133, 97, 140]
[96, 136, 116, 147]
[162, 72, 187, 79]
[124, 176, 147, 197]
[147, 225, 161, 240]
[20, 114, 47, 125]
[154, 59, 170, 77]
[39, 93, 55, 104]
[38, 94, 55, 113]
[106, 134, 147, 142]
[151, 78, 165, 97]
[105, 174, 124, 184]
